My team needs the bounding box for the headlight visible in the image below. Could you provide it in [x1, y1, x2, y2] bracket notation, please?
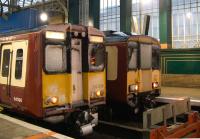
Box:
[91, 90, 104, 98]
[152, 82, 159, 89]
[46, 96, 58, 105]
[129, 84, 139, 92]
[96, 90, 101, 97]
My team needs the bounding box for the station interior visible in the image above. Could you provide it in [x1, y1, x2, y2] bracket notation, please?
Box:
[1, 0, 200, 139]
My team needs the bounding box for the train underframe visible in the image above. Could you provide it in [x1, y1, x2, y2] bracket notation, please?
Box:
[100, 89, 161, 121]
[127, 89, 161, 114]
[44, 105, 99, 136]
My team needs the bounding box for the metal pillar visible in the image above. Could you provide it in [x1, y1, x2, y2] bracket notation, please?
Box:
[120, 0, 132, 33]
[68, 0, 79, 24]
[159, 0, 172, 49]
[89, 0, 100, 28]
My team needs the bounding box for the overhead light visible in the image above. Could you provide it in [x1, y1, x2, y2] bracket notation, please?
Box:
[40, 12, 48, 22]
[186, 12, 192, 19]
[88, 19, 94, 27]
[141, 0, 151, 5]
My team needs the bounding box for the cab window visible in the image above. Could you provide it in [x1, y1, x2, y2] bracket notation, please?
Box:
[128, 42, 138, 70]
[45, 45, 67, 73]
[88, 44, 105, 71]
[152, 45, 160, 69]
[2, 49, 10, 77]
[140, 44, 152, 69]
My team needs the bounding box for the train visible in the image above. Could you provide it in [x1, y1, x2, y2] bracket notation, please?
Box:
[0, 24, 106, 135]
[0, 23, 161, 135]
[104, 31, 161, 116]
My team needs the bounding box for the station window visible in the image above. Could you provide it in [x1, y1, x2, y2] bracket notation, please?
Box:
[2, 49, 10, 77]
[140, 44, 152, 69]
[172, 0, 200, 48]
[15, 49, 23, 79]
[100, 0, 120, 31]
[45, 45, 67, 73]
[132, 0, 159, 39]
[88, 44, 105, 71]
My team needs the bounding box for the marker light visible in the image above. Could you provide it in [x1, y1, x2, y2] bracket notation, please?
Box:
[40, 12, 48, 22]
[152, 82, 159, 89]
[45, 31, 65, 40]
[96, 90, 101, 97]
[129, 84, 139, 92]
[46, 96, 58, 105]
[51, 97, 58, 104]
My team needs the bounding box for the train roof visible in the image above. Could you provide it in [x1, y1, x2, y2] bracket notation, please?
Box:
[0, 24, 104, 40]
[104, 31, 159, 45]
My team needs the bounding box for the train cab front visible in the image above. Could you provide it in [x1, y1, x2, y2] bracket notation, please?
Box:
[42, 25, 102, 136]
[42, 29, 70, 117]
[66, 26, 106, 135]
[126, 37, 161, 114]
[84, 27, 106, 107]
[80, 27, 106, 123]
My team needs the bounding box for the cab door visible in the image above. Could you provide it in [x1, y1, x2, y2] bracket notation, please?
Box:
[0, 44, 13, 105]
[0, 41, 28, 106]
[71, 39, 83, 104]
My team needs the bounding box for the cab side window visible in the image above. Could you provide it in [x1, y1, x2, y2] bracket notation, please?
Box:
[152, 45, 160, 70]
[15, 49, 23, 79]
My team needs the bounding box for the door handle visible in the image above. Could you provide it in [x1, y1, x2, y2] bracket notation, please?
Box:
[73, 85, 76, 91]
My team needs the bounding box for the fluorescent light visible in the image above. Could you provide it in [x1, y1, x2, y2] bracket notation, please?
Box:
[141, 0, 151, 5]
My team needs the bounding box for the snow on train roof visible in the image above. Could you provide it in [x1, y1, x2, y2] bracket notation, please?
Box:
[104, 31, 159, 45]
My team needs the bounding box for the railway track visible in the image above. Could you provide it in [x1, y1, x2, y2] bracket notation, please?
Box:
[1, 97, 200, 139]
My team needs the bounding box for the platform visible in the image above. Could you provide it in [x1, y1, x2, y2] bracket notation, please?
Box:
[0, 113, 72, 139]
[161, 86, 200, 106]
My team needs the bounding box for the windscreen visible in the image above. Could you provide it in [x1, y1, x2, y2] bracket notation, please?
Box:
[45, 45, 67, 73]
[88, 44, 105, 71]
[140, 44, 152, 69]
